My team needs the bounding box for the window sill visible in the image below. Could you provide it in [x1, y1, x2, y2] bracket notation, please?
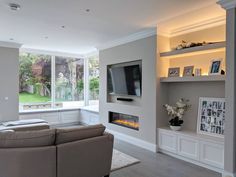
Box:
[19, 107, 82, 114]
[19, 105, 99, 114]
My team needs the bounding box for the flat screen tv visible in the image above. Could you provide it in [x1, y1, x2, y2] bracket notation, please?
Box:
[107, 60, 142, 96]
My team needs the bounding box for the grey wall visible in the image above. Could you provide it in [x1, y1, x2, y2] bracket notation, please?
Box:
[0, 46, 19, 122]
[167, 82, 225, 131]
[99, 35, 157, 145]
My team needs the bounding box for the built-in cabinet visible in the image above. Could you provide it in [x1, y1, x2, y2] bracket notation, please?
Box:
[158, 128, 224, 171]
[19, 107, 100, 126]
[79, 110, 100, 125]
[199, 140, 224, 169]
[157, 25, 226, 173]
[61, 111, 81, 124]
[19, 110, 80, 125]
[178, 135, 199, 160]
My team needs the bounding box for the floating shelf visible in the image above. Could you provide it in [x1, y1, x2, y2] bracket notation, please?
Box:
[160, 42, 226, 58]
[160, 75, 226, 83]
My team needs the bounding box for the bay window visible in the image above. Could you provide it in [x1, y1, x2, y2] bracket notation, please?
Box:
[19, 52, 98, 111]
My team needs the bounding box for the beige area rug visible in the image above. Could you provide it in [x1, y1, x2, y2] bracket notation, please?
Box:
[111, 149, 140, 172]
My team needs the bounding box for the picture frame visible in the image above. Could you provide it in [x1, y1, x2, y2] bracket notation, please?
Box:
[194, 68, 202, 76]
[168, 67, 180, 77]
[209, 59, 222, 75]
[197, 97, 225, 138]
[183, 66, 194, 77]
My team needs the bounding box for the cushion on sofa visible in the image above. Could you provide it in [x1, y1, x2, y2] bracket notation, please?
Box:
[0, 129, 56, 148]
[55, 124, 106, 145]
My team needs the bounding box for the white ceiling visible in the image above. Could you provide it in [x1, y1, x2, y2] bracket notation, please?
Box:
[0, 0, 225, 55]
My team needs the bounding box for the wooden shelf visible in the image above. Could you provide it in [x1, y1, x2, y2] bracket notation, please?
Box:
[160, 75, 226, 83]
[160, 42, 226, 58]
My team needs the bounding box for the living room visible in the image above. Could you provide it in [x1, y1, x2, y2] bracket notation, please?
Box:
[0, 0, 236, 177]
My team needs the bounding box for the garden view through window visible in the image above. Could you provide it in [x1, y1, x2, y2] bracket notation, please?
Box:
[88, 56, 99, 106]
[19, 52, 99, 111]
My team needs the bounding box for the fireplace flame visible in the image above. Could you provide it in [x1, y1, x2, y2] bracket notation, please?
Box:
[113, 119, 139, 129]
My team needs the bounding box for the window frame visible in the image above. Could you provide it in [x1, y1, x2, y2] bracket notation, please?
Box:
[19, 50, 99, 111]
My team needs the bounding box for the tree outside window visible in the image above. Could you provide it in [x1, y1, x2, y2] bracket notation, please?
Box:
[88, 56, 99, 105]
[19, 53, 51, 110]
[55, 57, 84, 106]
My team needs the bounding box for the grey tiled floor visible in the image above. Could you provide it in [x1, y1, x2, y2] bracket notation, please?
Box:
[112, 139, 221, 177]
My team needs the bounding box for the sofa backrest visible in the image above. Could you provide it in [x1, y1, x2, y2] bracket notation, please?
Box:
[0, 124, 107, 148]
[55, 124, 106, 145]
[0, 129, 56, 148]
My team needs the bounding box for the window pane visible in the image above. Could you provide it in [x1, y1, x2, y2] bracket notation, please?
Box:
[55, 57, 84, 108]
[88, 56, 99, 106]
[19, 53, 52, 111]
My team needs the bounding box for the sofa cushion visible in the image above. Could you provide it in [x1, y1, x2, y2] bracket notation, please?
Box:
[0, 130, 14, 133]
[0, 129, 55, 148]
[56, 124, 106, 145]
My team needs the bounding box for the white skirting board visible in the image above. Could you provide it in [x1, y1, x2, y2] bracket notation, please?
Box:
[106, 129, 157, 152]
[222, 171, 236, 177]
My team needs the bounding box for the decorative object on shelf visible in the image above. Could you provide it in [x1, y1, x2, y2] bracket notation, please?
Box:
[194, 68, 202, 76]
[197, 97, 225, 137]
[174, 41, 213, 50]
[160, 42, 225, 58]
[209, 59, 222, 75]
[168, 67, 180, 77]
[183, 66, 194, 77]
[164, 98, 191, 131]
[221, 69, 225, 75]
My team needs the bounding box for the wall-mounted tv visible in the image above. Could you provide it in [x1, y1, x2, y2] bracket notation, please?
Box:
[107, 60, 142, 97]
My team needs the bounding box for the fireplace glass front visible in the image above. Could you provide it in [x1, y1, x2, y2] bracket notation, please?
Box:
[109, 112, 139, 130]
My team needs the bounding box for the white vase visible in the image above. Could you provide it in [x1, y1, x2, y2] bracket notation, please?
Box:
[170, 125, 181, 131]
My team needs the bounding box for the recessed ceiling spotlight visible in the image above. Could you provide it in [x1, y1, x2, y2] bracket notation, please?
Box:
[45, 36, 48, 39]
[61, 25, 66, 29]
[9, 38, 14, 41]
[9, 3, 21, 11]
[86, 9, 90, 12]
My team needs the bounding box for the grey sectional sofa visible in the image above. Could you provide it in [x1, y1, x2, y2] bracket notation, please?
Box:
[0, 124, 114, 177]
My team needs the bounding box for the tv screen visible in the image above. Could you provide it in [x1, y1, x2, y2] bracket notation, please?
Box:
[108, 61, 142, 96]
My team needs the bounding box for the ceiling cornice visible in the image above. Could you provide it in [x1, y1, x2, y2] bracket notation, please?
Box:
[20, 48, 85, 58]
[158, 15, 226, 38]
[217, 0, 236, 9]
[156, 28, 170, 37]
[0, 41, 22, 49]
[170, 15, 226, 37]
[97, 28, 156, 51]
[84, 51, 99, 58]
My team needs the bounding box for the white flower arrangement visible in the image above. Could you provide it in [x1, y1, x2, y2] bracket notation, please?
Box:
[164, 98, 191, 126]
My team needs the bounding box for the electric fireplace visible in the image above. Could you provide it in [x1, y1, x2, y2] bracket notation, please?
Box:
[109, 112, 139, 130]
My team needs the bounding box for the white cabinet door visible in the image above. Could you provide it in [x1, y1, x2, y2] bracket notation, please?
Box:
[40, 112, 60, 125]
[158, 130, 177, 153]
[200, 141, 224, 169]
[80, 110, 99, 125]
[60, 110, 79, 123]
[88, 112, 100, 125]
[178, 135, 199, 160]
[19, 113, 41, 120]
[80, 110, 90, 124]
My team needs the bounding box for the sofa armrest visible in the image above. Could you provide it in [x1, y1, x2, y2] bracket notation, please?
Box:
[57, 133, 114, 177]
[0, 146, 56, 177]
